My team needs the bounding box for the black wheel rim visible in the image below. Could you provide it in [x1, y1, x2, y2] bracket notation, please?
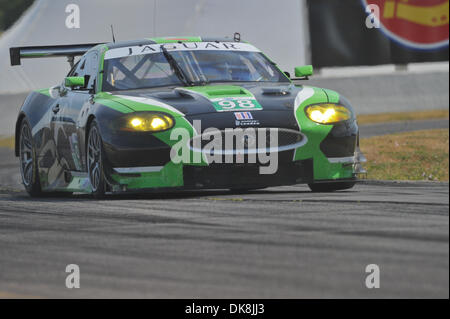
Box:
[19, 123, 34, 186]
[88, 126, 102, 192]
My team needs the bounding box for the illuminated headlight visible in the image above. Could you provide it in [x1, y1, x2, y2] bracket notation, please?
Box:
[122, 113, 174, 132]
[305, 104, 352, 124]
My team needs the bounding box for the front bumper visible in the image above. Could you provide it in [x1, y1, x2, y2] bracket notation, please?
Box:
[100, 118, 364, 193]
[183, 159, 314, 189]
[107, 159, 314, 193]
[106, 155, 366, 194]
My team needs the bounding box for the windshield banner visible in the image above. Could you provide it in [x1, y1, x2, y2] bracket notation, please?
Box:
[104, 42, 261, 60]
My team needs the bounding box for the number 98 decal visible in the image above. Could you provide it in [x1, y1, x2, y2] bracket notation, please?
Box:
[213, 98, 263, 112]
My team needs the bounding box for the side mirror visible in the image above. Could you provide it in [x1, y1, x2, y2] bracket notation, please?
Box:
[65, 76, 85, 88]
[294, 65, 313, 78]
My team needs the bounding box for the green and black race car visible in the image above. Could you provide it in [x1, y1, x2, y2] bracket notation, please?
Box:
[10, 36, 365, 197]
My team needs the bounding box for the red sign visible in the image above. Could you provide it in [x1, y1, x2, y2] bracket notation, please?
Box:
[363, 0, 449, 50]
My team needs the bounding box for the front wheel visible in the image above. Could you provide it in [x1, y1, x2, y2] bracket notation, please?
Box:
[308, 181, 356, 192]
[19, 119, 42, 197]
[87, 121, 107, 199]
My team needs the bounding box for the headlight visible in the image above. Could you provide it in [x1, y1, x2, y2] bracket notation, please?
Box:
[305, 104, 351, 124]
[121, 113, 174, 132]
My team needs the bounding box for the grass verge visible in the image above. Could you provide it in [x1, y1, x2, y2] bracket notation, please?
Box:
[357, 109, 449, 125]
[360, 129, 449, 181]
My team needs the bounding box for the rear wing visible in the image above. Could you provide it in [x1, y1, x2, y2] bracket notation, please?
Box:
[9, 43, 104, 67]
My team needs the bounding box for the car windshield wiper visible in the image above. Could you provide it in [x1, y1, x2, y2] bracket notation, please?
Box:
[161, 46, 193, 86]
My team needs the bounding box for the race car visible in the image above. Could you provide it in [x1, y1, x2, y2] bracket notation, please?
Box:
[10, 36, 365, 198]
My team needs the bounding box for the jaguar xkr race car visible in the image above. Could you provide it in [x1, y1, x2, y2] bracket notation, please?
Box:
[10, 36, 365, 197]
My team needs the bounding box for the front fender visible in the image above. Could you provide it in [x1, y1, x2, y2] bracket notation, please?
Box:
[293, 86, 359, 181]
[15, 90, 57, 157]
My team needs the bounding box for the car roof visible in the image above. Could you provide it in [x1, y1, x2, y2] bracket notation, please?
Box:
[105, 36, 237, 49]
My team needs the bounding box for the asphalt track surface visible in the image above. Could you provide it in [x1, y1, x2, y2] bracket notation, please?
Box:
[0, 143, 449, 298]
[360, 119, 449, 138]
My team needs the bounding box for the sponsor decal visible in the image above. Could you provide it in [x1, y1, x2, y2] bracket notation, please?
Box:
[362, 0, 449, 50]
[104, 42, 260, 60]
[234, 112, 260, 126]
[234, 112, 253, 120]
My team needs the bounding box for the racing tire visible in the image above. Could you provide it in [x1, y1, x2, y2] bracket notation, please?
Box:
[19, 119, 43, 197]
[308, 182, 356, 193]
[87, 120, 107, 199]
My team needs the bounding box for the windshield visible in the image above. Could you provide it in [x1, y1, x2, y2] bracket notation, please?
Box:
[102, 48, 289, 91]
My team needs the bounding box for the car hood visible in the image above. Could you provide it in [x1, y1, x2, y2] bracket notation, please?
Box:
[106, 83, 305, 116]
